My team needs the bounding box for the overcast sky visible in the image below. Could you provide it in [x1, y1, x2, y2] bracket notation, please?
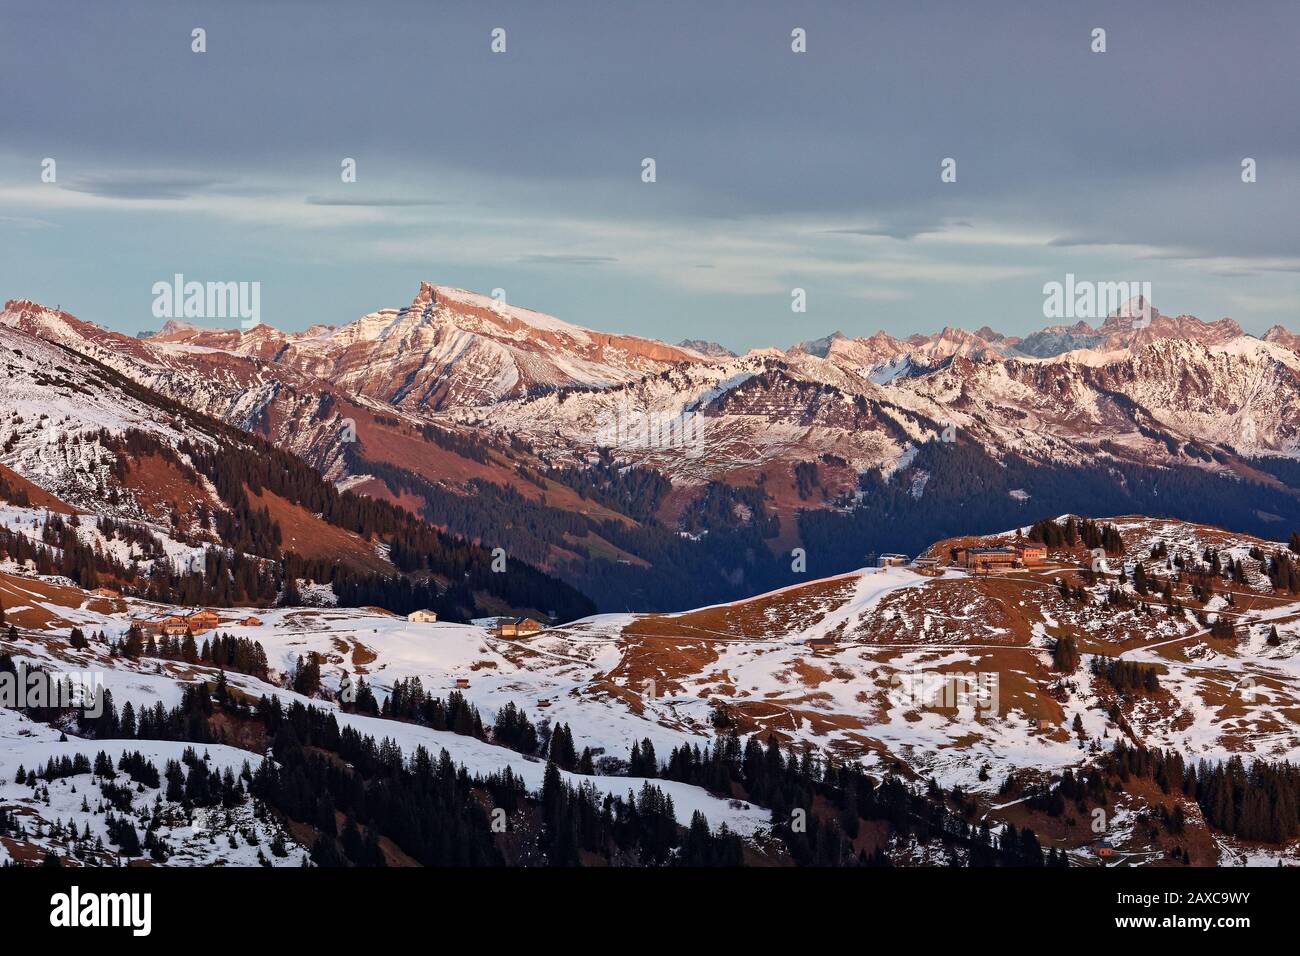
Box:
[1, 0, 1297, 350]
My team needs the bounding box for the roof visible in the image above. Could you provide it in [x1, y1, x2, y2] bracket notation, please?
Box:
[967, 547, 1016, 555]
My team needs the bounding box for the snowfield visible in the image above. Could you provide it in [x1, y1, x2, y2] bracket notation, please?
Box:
[0, 709, 307, 867]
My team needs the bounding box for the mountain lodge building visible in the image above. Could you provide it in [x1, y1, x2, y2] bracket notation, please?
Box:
[955, 543, 1048, 572]
[496, 617, 544, 638]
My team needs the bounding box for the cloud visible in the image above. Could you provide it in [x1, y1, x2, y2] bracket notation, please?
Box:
[518, 254, 618, 266]
[60, 172, 226, 200]
[1174, 257, 1300, 278]
[825, 217, 970, 242]
[1050, 235, 1198, 259]
[1047, 235, 1115, 248]
[304, 195, 450, 207]
[0, 215, 54, 229]
[0, 180, 401, 229]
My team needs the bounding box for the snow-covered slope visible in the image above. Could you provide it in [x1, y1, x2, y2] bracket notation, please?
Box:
[9, 513, 1298, 791]
[5, 511, 1300, 865]
[0, 322, 206, 512]
[0, 708, 307, 867]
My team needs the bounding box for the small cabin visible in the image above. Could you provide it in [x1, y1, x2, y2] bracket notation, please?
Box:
[239, 616, 263, 627]
[496, 617, 543, 638]
[407, 609, 439, 623]
[454, 677, 470, 690]
[877, 553, 908, 568]
[91, 587, 120, 598]
[807, 637, 836, 653]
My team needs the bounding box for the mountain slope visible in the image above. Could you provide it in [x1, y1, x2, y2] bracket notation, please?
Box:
[0, 321, 594, 621]
[5, 511, 1299, 865]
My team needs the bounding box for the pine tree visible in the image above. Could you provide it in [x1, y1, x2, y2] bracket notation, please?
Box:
[1052, 636, 1080, 673]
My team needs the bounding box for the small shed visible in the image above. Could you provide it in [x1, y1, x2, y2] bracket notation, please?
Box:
[408, 609, 439, 623]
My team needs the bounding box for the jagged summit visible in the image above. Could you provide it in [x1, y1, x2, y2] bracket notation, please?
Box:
[677, 338, 736, 358]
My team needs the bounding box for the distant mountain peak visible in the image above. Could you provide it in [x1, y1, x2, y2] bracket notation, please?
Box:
[677, 338, 736, 358]
[155, 318, 205, 337]
[1110, 294, 1154, 319]
[1263, 324, 1300, 353]
[794, 331, 848, 357]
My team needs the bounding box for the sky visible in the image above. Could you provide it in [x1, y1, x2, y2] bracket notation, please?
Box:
[1, 0, 1298, 352]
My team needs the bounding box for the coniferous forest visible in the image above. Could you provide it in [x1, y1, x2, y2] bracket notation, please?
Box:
[10, 647, 1295, 867]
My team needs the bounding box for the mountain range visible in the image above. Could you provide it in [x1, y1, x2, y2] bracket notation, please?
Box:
[5, 283, 1300, 611]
